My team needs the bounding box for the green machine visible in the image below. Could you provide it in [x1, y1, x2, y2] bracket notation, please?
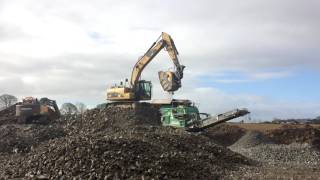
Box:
[152, 99, 250, 131]
[157, 99, 204, 128]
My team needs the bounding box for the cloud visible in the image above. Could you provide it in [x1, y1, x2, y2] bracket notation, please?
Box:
[213, 79, 252, 84]
[195, 70, 292, 84]
[250, 71, 292, 80]
[0, 23, 25, 41]
[0, 0, 319, 119]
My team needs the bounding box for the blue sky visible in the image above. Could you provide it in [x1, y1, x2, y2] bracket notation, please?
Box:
[197, 70, 320, 102]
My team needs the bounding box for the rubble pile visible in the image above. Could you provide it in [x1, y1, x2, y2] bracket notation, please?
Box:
[0, 104, 65, 154]
[203, 124, 246, 146]
[0, 104, 19, 125]
[0, 124, 65, 153]
[229, 130, 320, 168]
[1, 127, 253, 179]
[265, 124, 320, 149]
[0, 106, 254, 179]
[63, 105, 161, 135]
[229, 131, 273, 149]
[233, 143, 320, 165]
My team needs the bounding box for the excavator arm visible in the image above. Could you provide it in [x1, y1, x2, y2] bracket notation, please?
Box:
[130, 32, 185, 92]
[107, 32, 184, 102]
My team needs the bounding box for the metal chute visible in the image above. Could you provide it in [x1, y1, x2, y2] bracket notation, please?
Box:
[186, 108, 250, 131]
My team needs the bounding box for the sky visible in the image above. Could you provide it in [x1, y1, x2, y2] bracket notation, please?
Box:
[0, 0, 319, 120]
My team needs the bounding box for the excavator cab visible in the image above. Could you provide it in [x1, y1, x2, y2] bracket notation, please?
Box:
[135, 80, 152, 100]
[107, 80, 152, 101]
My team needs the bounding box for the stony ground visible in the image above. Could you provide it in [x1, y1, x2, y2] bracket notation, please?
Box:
[0, 103, 19, 126]
[0, 105, 253, 179]
[0, 105, 320, 179]
[226, 126, 320, 179]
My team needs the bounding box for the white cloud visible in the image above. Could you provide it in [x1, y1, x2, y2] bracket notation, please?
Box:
[0, 0, 319, 119]
[213, 79, 252, 84]
[210, 70, 292, 84]
[250, 71, 292, 80]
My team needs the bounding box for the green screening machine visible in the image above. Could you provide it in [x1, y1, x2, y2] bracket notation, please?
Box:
[151, 99, 250, 131]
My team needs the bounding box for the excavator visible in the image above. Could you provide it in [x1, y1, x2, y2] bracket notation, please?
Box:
[105, 32, 249, 131]
[16, 97, 60, 124]
[107, 32, 185, 102]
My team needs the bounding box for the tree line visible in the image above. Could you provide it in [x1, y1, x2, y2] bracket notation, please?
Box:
[0, 94, 17, 109]
[60, 102, 87, 115]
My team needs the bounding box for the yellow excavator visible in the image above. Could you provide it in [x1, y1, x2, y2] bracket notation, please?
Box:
[107, 32, 185, 102]
[103, 32, 250, 131]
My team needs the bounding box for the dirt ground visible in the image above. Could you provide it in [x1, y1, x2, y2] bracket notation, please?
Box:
[220, 123, 320, 179]
[231, 122, 320, 132]
[1, 106, 320, 179]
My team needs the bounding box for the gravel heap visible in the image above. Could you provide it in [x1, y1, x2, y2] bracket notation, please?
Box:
[233, 143, 320, 166]
[0, 124, 65, 154]
[229, 130, 320, 166]
[63, 105, 161, 135]
[203, 124, 246, 146]
[0, 104, 65, 154]
[266, 124, 320, 150]
[0, 104, 19, 125]
[229, 131, 273, 149]
[0, 106, 254, 179]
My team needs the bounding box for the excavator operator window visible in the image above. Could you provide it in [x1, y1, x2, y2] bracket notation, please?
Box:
[136, 81, 152, 100]
[143, 82, 152, 98]
[146, 83, 151, 94]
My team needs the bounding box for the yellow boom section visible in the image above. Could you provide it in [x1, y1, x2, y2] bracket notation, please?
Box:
[130, 32, 184, 89]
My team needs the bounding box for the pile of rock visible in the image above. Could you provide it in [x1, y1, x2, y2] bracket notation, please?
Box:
[0, 106, 254, 179]
[229, 130, 320, 166]
[203, 124, 247, 146]
[237, 143, 320, 165]
[0, 124, 65, 154]
[63, 105, 161, 135]
[229, 131, 273, 149]
[0, 104, 19, 125]
[265, 124, 320, 150]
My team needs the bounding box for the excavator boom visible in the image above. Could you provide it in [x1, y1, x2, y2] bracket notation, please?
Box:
[107, 32, 185, 101]
[130, 32, 185, 92]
